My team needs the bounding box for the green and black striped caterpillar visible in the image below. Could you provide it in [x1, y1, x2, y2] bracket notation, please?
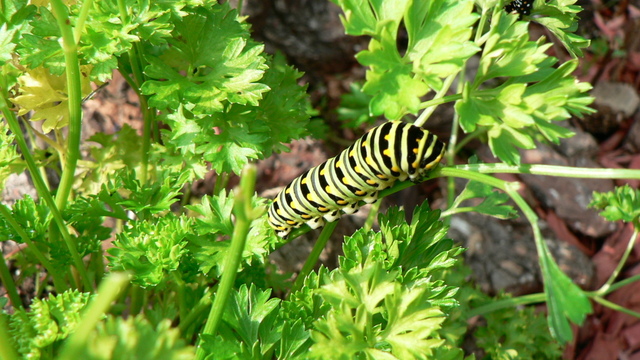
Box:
[268, 121, 446, 238]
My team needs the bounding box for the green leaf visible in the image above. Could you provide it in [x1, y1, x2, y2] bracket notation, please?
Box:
[532, 0, 590, 57]
[449, 180, 518, 219]
[337, 82, 376, 129]
[141, 3, 268, 114]
[78, 315, 194, 360]
[108, 215, 191, 287]
[590, 185, 640, 229]
[334, 0, 477, 120]
[543, 251, 592, 343]
[455, 9, 592, 164]
[219, 284, 282, 358]
[186, 192, 272, 276]
[9, 290, 92, 359]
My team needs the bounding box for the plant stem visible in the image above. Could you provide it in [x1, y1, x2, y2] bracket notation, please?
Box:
[594, 229, 639, 296]
[454, 163, 640, 179]
[0, 245, 22, 310]
[592, 296, 640, 318]
[467, 292, 546, 318]
[0, 203, 66, 296]
[50, 0, 83, 209]
[363, 200, 381, 231]
[0, 82, 89, 291]
[195, 165, 258, 360]
[290, 220, 339, 295]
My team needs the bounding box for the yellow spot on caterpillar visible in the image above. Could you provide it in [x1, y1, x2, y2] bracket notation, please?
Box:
[342, 177, 349, 185]
[337, 200, 347, 205]
[384, 134, 390, 140]
[290, 202, 296, 209]
[361, 141, 367, 147]
[336, 160, 342, 168]
[391, 166, 400, 172]
[355, 190, 366, 196]
[350, 149, 356, 157]
[377, 174, 387, 179]
[320, 168, 325, 176]
[286, 188, 291, 194]
[413, 148, 418, 154]
[413, 162, 419, 168]
[417, 137, 423, 143]
[319, 206, 329, 212]
[277, 209, 283, 215]
[383, 149, 391, 157]
[366, 179, 376, 185]
[366, 157, 374, 165]
[325, 186, 332, 193]
[302, 214, 312, 219]
[306, 193, 314, 201]
[355, 165, 363, 173]
[302, 178, 307, 184]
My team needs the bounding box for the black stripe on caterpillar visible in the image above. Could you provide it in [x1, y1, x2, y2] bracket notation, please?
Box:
[268, 121, 446, 238]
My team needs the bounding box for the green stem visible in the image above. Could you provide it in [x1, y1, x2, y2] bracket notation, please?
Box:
[0, 82, 89, 291]
[594, 274, 640, 296]
[0, 246, 22, 310]
[363, 201, 381, 231]
[592, 296, 640, 318]
[594, 229, 639, 296]
[453, 163, 640, 179]
[290, 220, 340, 295]
[467, 293, 546, 318]
[179, 292, 212, 336]
[414, 74, 456, 128]
[58, 273, 130, 359]
[417, 93, 462, 113]
[0, 203, 66, 297]
[50, 0, 83, 209]
[195, 165, 259, 360]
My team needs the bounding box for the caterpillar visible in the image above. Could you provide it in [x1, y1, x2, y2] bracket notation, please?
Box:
[268, 121, 446, 238]
[504, 0, 533, 17]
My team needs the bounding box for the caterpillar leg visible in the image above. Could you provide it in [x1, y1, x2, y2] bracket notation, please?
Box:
[341, 202, 359, 214]
[306, 216, 325, 229]
[322, 210, 341, 222]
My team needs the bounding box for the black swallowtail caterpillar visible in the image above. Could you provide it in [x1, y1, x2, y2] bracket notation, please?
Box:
[504, 0, 534, 17]
[268, 121, 446, 238]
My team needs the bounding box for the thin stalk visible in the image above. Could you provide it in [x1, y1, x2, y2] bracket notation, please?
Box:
[179, 291, 212, 336]
[0, 203, 66, 294]
[195, 165, 259, 360]
[363, 201, 381, 231]
[599, 274, 640, 295]
[414, 74, 456, 128]
[417, 93, 461, 111]
[592, 296, 640, 319]
[1, 83, 89, 291]
[453, 163, 640, 179]
[594, 229, 639, 296]
[0, 247, 22, 309]
[50, 0, 83, 209]
[58, 273, 130, 359]
[467, 292, 546, 318]
[290, 220, 340, 295]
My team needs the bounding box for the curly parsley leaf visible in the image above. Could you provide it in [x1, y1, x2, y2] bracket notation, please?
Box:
[9, 290, 92, 359]
[141, 3, 268, 114]
[332, 0, 478, 120]
[456, 10, 593, 164]
[78, 316, 195, 360]
[590, 185, 640, 229]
